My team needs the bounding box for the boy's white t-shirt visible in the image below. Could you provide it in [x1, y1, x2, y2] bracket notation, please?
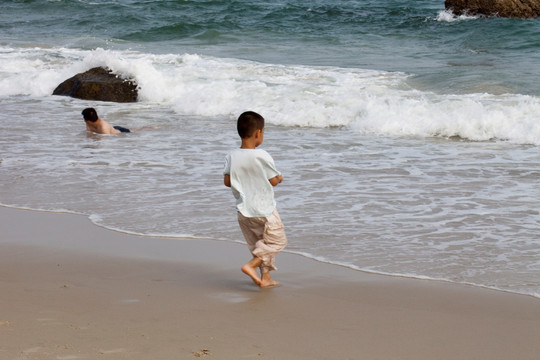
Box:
[224, 148, 281, 218]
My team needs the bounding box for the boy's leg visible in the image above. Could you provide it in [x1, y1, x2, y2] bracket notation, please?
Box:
[259, 210, 287, 269]
[237, 211, 285, 288]
[257, 210, 287, 287]
[238, 212, 265, 285]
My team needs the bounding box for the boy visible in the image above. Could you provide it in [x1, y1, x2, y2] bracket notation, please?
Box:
[82, 108, 130, 134]
[223, 111, 287, 288]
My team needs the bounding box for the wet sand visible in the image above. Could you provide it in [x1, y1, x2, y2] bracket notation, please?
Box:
[1, 206, 539, 360]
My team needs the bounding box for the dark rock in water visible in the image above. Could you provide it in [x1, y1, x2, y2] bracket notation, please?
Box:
[445, 0, 540, 18]
[52, 67, 138, 103]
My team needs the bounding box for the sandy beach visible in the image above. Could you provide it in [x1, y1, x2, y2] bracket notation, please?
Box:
[1, 206, 539, 360]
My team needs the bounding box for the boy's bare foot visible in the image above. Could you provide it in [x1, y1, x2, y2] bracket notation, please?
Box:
[260, 273, 279, 288]
[241, 264, 261, 286]
[260, 279, 279, 288]
[241, 257, 263, 286]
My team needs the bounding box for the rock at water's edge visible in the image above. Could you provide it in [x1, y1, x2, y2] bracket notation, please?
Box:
[445, 0, 540, 18]
[53, 67, 138, 103]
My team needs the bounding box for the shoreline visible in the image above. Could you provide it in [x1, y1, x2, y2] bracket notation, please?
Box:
[1, 206, 539, 359]
[4, 204, 537, 300]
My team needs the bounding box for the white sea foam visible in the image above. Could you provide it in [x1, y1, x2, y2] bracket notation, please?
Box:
[3, 49, 540, 142]
[1, 45, 540, 144]
[435, 10, 480, 22]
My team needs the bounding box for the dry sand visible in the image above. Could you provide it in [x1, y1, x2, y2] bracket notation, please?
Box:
[1, 206, 539, 360]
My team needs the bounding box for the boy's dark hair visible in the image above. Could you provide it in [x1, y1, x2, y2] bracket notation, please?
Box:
[82, 108, 98, 122]
[237, 111, 264, 139]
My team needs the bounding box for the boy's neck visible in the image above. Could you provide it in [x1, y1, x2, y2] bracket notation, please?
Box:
[240, 128, 264, 149]
[240, 138, 258, 149]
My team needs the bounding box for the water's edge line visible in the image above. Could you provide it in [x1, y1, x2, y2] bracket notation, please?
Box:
[2, 203, 538, 300]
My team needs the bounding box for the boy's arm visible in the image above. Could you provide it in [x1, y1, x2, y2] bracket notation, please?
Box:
[269, 174, 283, 187]
[224, 174, 231, 187]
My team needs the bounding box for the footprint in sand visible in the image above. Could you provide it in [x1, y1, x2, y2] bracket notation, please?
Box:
[118, 299, 141, 304]
[98, 348, 127, 355]
[192, 348, 210, 357]
[214, 292, 250, 303]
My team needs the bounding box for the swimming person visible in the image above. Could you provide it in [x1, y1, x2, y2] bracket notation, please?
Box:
[81, 108, 130, 134]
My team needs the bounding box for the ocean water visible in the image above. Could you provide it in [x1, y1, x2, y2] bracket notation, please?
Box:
[1, 0, 539, 298]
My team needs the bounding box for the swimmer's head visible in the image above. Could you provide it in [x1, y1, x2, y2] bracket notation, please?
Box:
[82, 108, 98, 122]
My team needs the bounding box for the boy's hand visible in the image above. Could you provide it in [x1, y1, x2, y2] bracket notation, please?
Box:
[269, 174, 283, 186]
[224, 174, 231, 187]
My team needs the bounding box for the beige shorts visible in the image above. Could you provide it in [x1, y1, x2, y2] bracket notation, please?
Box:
[237, 209, 287, 273]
